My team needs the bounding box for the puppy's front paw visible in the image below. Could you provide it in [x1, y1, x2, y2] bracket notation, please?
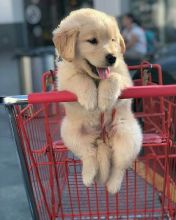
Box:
[98, 89, 120, 112]
[78, 89, 97, 111]
[98, 97, 112, 112]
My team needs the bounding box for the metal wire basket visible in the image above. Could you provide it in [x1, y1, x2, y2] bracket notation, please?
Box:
[2, 63, 176, 219]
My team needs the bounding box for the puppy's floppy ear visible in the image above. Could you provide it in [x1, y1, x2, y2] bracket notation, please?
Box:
[110, 16, 126, 54]
[53, 27, 78, 62]
[119, 35, 126, 54]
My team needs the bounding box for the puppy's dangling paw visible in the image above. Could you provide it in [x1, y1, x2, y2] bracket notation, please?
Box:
[78, 89, 97, 111]
[106, 179, 122, 194]
[96, 139, 111, 184]
[82, 173, 95, 187]
[82, 157, 98, 187]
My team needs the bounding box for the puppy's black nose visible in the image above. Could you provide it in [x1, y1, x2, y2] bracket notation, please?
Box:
[106, 54, 116, 65]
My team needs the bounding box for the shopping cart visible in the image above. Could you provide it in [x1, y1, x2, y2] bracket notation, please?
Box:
[2, 63, 176, 219]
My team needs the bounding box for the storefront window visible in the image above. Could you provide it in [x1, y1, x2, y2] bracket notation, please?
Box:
[24, 0, 93, 47]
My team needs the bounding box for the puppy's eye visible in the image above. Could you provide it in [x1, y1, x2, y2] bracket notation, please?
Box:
[87, 38, 98, 44]
[112, 39, 116, 42]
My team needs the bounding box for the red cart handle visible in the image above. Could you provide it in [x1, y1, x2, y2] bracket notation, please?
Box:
[28, 85, 176, 104]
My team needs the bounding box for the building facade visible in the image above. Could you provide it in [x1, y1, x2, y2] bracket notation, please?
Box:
[0, 0, 175, 50]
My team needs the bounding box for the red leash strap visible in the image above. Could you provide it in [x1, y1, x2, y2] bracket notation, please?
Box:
[100, 112, 104, 129]
[111, 108, 116, 122]
[100, 108, 116, 143]
[100, 112, 106, 143]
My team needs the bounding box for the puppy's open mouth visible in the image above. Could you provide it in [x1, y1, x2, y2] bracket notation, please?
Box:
[85, 59, 110, 80]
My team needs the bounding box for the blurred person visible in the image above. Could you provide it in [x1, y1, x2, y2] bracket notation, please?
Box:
[145, 27, 157, 56]
[122, 13, 147, 62]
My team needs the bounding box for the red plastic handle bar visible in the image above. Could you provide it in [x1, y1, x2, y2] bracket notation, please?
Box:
[128, 63, 160, 70]
[28, 85, 176, 104]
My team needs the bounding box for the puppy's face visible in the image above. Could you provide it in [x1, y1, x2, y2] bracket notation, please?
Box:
[53, 9, 125, 80]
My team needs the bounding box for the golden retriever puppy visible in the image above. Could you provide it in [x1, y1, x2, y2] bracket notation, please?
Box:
[53, 8, 142, 194]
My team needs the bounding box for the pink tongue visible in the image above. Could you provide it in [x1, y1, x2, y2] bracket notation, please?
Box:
[97, 67, 110, 79]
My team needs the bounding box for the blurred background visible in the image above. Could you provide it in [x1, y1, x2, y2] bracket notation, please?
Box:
[0, 0, 176, 96]
[0, 0, 176, 219]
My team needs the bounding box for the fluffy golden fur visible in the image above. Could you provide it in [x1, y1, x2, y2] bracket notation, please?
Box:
[53, 8, 142, 194]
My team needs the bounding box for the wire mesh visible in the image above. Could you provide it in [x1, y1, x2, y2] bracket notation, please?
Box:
[5, 65, 176, 219]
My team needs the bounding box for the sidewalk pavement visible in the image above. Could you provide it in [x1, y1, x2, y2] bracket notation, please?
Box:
[0, 52, 32, 220]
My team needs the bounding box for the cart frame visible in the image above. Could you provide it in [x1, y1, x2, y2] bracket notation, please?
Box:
[1, 63, 176, 220]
